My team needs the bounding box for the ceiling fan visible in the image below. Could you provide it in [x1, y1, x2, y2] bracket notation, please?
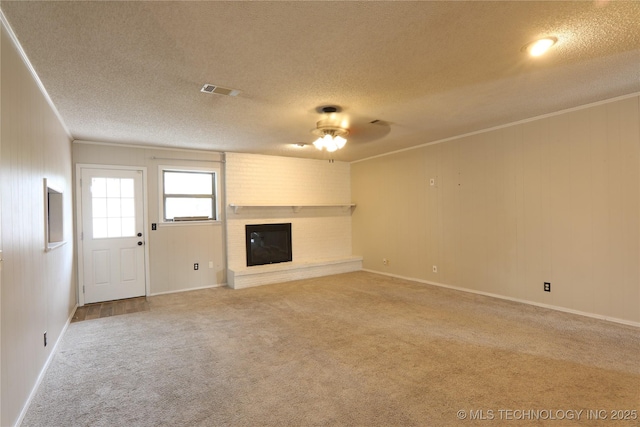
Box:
[306, 105, 391, 152]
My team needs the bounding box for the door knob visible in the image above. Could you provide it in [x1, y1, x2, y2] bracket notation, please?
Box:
[137, 232, 142, 237]
[138, 241, 143, 246]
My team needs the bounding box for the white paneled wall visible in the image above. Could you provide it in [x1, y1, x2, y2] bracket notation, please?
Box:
[1, 22, 76, 426]
[352, 96, 640, 325]
[225, 153, 357, 285]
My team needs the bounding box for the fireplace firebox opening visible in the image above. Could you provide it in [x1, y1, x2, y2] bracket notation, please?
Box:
[245, 223, 292, 267]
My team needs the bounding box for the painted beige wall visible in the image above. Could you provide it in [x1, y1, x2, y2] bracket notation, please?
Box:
[1, 22, 76, 426]
[352, 96, 640, 324]
[72, 143, 226, 294]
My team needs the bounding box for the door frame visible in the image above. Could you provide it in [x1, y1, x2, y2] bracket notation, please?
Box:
[75, 164, 150, 306]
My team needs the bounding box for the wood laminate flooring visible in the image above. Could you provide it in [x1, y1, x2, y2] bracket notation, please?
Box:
[72, 297, 150, 322]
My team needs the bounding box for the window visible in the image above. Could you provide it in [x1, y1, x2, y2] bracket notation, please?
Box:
[160, 167, 218, 222]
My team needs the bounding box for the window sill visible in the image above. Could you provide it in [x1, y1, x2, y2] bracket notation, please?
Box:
[158, 220, 222, 228]
[46, 241, 67, 252]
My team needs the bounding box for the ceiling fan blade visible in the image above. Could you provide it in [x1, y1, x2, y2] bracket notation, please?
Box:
[347, 118, 391, 144]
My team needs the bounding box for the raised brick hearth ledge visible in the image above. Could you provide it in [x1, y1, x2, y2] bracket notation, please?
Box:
[227, 256, 363, 289]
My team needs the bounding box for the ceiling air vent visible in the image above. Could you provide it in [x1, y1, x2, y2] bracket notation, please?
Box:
[200, 84, 240, 97]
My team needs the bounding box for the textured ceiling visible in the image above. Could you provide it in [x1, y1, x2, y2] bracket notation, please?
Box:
[1, 1, 639, 161]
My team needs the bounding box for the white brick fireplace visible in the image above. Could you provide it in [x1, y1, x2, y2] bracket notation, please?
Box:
[224, 153, 362, 289]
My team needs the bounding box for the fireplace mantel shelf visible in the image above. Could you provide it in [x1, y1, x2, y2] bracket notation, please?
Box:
[229, 203, 356, 214]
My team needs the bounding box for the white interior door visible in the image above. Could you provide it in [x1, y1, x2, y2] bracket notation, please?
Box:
[80, 168, 146, 303]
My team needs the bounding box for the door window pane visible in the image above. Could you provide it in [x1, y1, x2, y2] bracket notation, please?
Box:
[121, 198, 135, 217]
[121, 179, 134, 198]
[107, 218, 122, 238]
[106, 178, 121, 198]
[92, 177, 136, 239]
[92, 198, 107, 218]
[107, 199, 121, 218]
[92, 178, 107, 197]
[93, 218, 108, 239]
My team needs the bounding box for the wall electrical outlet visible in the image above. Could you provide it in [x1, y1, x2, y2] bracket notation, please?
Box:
[194, 263, 199, 271]
[432, 265, 438, 273]
[430, 178, 436, 187]
[209, 261, 214, 269]
[544, 282, 551, 292]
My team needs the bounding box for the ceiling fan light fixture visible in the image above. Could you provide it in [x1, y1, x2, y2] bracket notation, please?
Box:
[313, 137, 325, 150]
[311, 121, 349, 152]
[325, 137, 338, 152]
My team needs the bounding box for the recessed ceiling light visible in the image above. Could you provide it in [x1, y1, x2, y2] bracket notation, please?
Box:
[523, 37, 557, 57]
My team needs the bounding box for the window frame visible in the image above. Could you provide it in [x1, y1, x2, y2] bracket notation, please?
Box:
[44, 178, 67, 251]
[158, 165, 220, 225]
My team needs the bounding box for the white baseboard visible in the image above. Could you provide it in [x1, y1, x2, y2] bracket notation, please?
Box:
[14, 304, 78, 427]
[149, 283, 227, 297]
[362, 269, 640, 328]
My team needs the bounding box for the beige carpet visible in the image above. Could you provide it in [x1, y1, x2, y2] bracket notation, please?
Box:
[22, 272, 639, 426]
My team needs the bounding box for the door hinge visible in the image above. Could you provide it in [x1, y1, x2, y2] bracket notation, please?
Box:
[82, 285, 85, 294]
[81, 231, 83, 240]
